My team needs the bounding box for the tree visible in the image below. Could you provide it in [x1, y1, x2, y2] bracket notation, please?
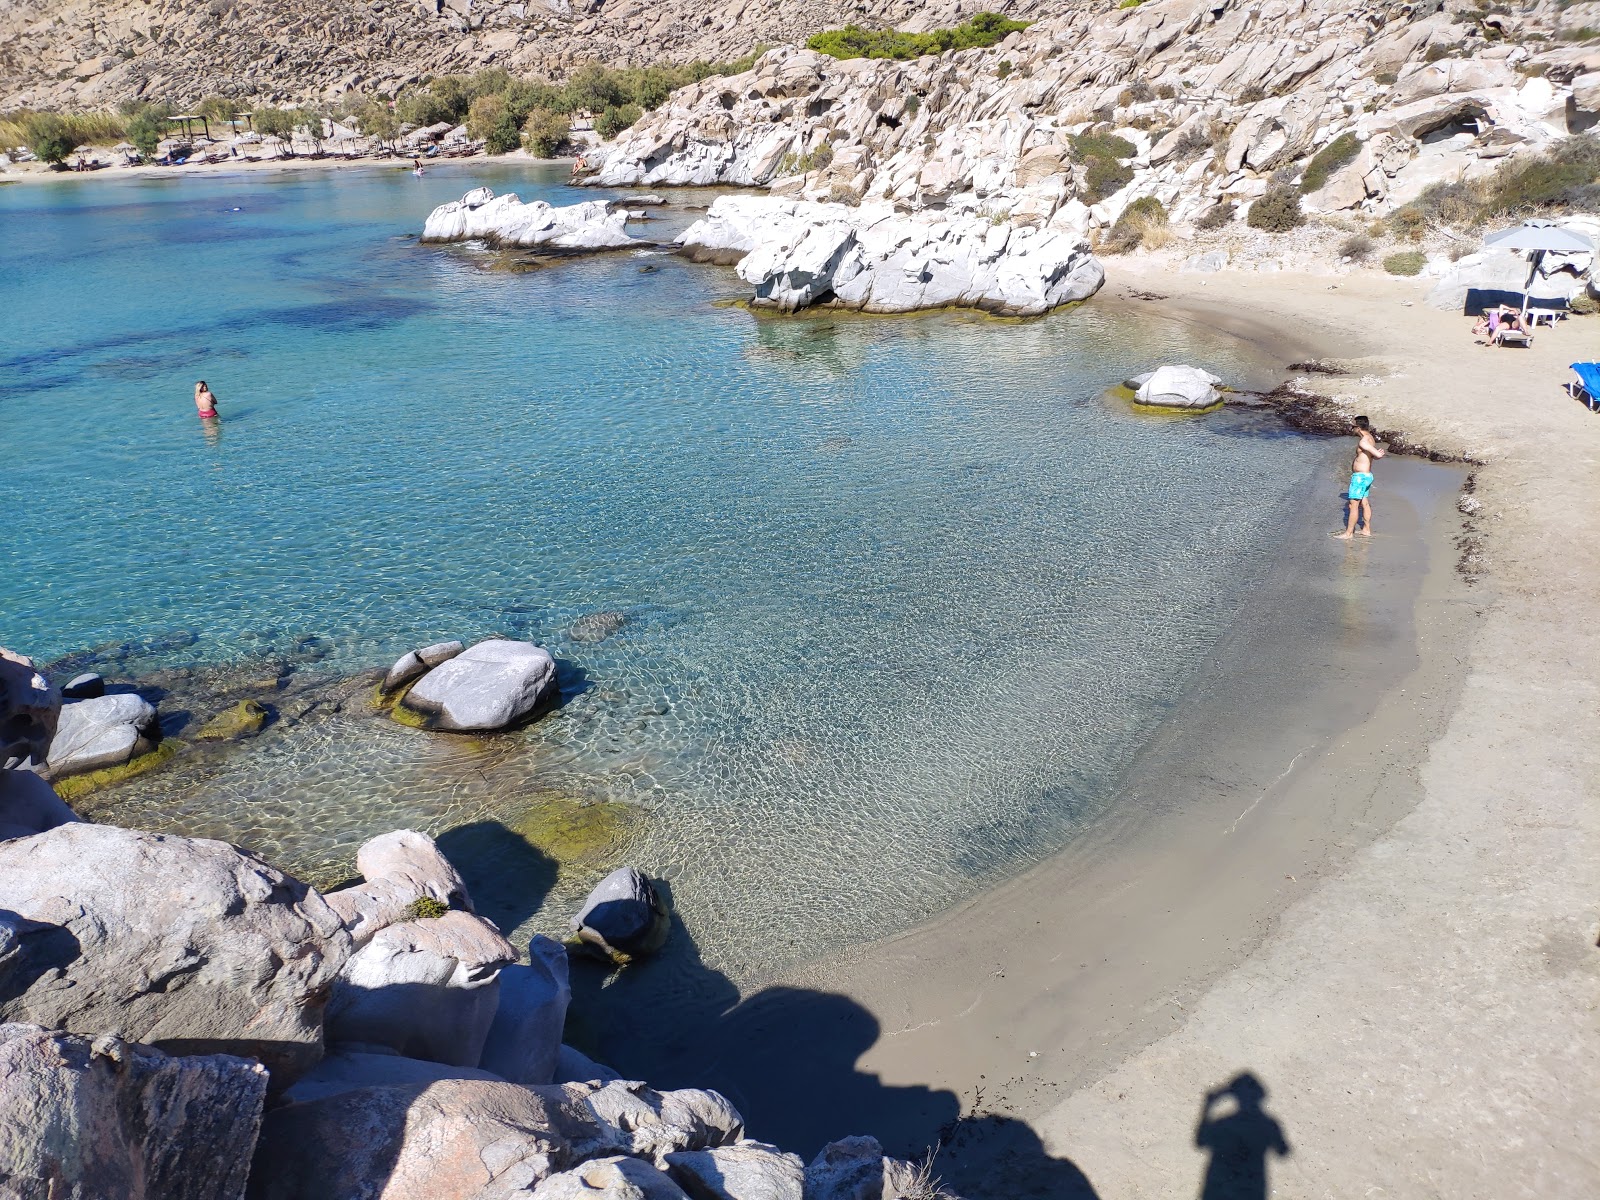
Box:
[562, 64, 629, 114]
[595, 103, 642, 140]
[521, 108, 570, 158]
[359, 99, 400, 145]
[22, 113, 75, 165]
[293, 108, 326, 155]
[253, 107, 295, 139]
[466, 93, 507, 142]
[124, 105, 172, 159]
[197, 94, 236, 132]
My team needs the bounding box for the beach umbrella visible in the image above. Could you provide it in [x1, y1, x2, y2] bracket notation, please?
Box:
[112, 141, 135, 153]
[1483, 219, 1596, 319]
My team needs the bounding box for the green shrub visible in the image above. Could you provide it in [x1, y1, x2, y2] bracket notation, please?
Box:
[595, 103, 643, 139]
[1246, 184, 1304, 231]
[522, 107, 570, 157]
[21, 113, 75, 164]
[1375, 70, 1399, 85]
[806, 13, 1031, 61]
[1101, 195, 1169, 252]
[1119, 0, 1146, 8]
[1339, 232, 1376, 260]
[996, 60, 1013, 80]
[1387, 132, 1600, 231]
[1195, 200, 1236, 230]
[404, 897, 450, 920]
[1082, 156, 1134, 202]
[359, 100, 400, 143]
[1570, 291, 1600, 315]
[125, 104, 173, 158]
[466, 93, 507, 142]
[1383, 249, 1427, 275]
[253, 107, 295, 140]
[196, 94, 236, 128]
[1070, 131, 1136, 160]
[905, 93, 921, 117]
[1300, 132, 1361, 193]
[1424, 43, 1451, 63]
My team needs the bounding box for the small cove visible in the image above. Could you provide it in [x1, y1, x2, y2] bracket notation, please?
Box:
[6, 162, 1343, 981]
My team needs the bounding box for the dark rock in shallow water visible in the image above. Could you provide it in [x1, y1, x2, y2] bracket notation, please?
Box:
[62, 672, 104, 700]
[570, 867, 671, 964]
[569, 612, 628, 645]
[196, 699, 270, 741]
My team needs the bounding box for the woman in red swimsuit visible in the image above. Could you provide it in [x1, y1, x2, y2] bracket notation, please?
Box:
[194, 381, 219, 419]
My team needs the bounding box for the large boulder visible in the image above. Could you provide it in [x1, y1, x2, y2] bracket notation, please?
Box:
[533, 1156, 691, 1200]
[326, 910, 517, 1066]
[0, 768, 79, 840]
[324, 828, 474, 948]
[804, 1137, 924, 1200]
[1424, 244, 1593, 313]
[0, 1024, 269, 1200]
[479, 935, 572, 1085]
[579, 1080, 745, 1165]
[421, 190, 637, 250]
[0, 824, 351, 1086]
[45, 691, 159, 779]
[665, 1142, 804, 1200]
[570, 867, 672, 964]
[1, 648, 60, 770]
[1134, 365, 1223, 410]
[399, 638, 559, 732]
[283, 1047, 506, 1104]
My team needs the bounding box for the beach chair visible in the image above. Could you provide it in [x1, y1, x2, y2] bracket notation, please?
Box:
[1492, 320, 1533, 347]
[1569, 363, 1600, 412]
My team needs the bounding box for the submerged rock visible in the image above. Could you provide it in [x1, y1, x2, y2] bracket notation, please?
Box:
[399, 638, 559, 732]
[570, 611, 629, 644]
[196, 698, 270, 741]
[571, 867, 672, 964]
[1, 648, 60, 770]
[0, 823, 350, 1087]
[0, 1023, 268, 1200]
[679, 196, 1102, 316]
[326, 909, 518, 1067]
[46, 691, 159, 779]
[422, 189, 637, 250]
[1134, 365, 1223, 410]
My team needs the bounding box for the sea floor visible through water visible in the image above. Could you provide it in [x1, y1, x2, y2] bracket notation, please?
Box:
[8, 161, 1357, 982]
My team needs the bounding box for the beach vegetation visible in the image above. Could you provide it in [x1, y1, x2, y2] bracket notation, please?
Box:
[595, 103, 643, 139]
[522, 108, 571, 157]
[124, 103, 173, 159]
[196, 94, 237, 129]
[996, 60, 1013, 80]
[1070, 132, 1137, 202]
[805, 13, 1031, 61]
[1387, 132, 1600, 231]
[1383, 249, 1427, 275]
[1195, 200, 1237, 230]
[1246, 184, 1304, 231]
[294, 108, 326, 153]
[1569, 291, 1599, 315]
[1070, 131, 1137, 161]
[778, 141, 835, 176]
[1339, 232, 1376, 260]
[1300, 132, 1361, 194]
[1100, 195, 1169, 252]
[467, 93, 524, 154]
[21, 113, 75, 165]
[358, 99, 401, 144]
[404, 896, 450, 920]
[1119, 0, 1148, 8]
[0, 109, 128, 152]
[253, 106, 296, 142]
[905, 93, 921, 117]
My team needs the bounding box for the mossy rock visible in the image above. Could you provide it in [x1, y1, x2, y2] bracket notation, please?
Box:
[509, 794, 637, 867]
[371, 681, 432, 729]
[404, 896, 450, 920]
[53, 740, 183, 802]
[195, 699, 270, 741]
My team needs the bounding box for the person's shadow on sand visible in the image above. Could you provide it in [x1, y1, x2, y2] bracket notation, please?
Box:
[1194, 1072, 1290, 1200]
[568, 917, 1101, 1199]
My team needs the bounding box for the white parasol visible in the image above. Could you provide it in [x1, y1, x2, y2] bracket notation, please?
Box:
[1483, 219, 1596, 318]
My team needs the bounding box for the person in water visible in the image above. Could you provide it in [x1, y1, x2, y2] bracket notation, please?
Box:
[1336, 415, 1385, 539]
[194, 381, 219, 419]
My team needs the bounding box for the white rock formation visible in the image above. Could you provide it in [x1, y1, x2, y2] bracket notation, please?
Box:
[665, 1141, 805, 1200]
[0, 823, 350, 1086]
[1135, 365, 1224, 409]
[0, 648, 57, 770]
[282, 1047, 507, 1105]
[400, 637, 559, 731]
[324, 828, 475, 948]
[422, 188, 638, 250]
[679, 196, 1103, 315]
[0, 1023, 269, 1200]
[533, 1156, 692, 1200]
[381, 639, 465, 694]
[480, 935, 572, 1086]
[46, 691, 159, 779]
[327, 909, 518, 1067]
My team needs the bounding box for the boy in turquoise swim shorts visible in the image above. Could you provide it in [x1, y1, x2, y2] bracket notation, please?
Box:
[1337, 415, 1385, 539]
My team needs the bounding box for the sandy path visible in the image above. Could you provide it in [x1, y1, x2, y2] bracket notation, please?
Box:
[1031, 268, 1600, 1198]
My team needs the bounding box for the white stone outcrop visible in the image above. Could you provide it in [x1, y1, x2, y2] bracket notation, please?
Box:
[324, 828, 474, 948]
[480, 935, 572, 1085]
[422, 189, 637, 249]
[679, 196, 1104, 316]
[282, 1047, 506, 1105]
[1135, 365, 1224, 410]
[665, 1141, 804, 1200]
[0, 824, 350, 1086]
[1424, 233, 1597, 313]
[45, 691, 160, 779]
[0, 1023, 269, 1200]
[534, 1156, 692, 1200]
[399, 637, 559, 731]
[0, 648, 58, 770]
[381, 639, 465, 694]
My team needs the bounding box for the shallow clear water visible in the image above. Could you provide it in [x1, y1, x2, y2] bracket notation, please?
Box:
[1, 163, 1332, 978]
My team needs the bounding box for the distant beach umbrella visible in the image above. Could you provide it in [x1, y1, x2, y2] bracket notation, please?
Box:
[111, 142, 135, 153]
[1483, 219, 1596, 318]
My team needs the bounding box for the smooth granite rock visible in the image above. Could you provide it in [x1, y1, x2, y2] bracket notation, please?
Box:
[479, 935, 572, 1085]
[571, 867, 672, 963]
[326, 910, 517, 1066]
[804, 1136, 908, 1200]
[533, 1156, 692, 1200]
[399, 638, 559, 732]
[1134, 365, 1224, 410]
[195, 698, 269, 740]
[324, 828, 474, 948]
[282, 1047, 506, 1105]
[666, 1142, 804, 1200]
[0, 768, 80, 840]
[0, 1023, 268, 1200]
[570, 611, 628, 644]
[0, 823, 350, 1087]
[61, 672, 105, 700]
[578, 1080, 745, 1164]
[46, 691, 159, 779]
[1, 648, 60, 770]
[382, 641, 464, 694]
[422, 189, 637, 249]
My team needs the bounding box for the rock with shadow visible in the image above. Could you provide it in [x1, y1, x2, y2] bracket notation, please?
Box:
[436, 819, 560, 934]
[1194, 1072, 1290, 1200]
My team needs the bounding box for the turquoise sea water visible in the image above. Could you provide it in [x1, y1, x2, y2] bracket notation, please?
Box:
[1, 163, 1334, 977]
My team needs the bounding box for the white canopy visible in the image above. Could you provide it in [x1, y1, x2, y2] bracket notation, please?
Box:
[1482, 220, 1596, 317]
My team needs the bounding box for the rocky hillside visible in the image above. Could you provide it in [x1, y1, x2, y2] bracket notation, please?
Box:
[0, 0, 1075, 110]
[589, 0, 1600, 231]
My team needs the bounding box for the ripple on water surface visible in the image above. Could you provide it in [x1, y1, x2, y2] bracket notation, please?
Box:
[0, 165, 1331, 980]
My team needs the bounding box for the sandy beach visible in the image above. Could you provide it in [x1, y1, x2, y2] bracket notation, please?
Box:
[576, 266, 1599, 1197]
[0, 148, 571, 186]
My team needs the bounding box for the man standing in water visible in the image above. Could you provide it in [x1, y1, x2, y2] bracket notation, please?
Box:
[1336, 415, 1385, 539]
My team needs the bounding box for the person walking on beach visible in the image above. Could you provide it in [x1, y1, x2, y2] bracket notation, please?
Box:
[194, 381, 220, 420]
[1336, 415, 1385, 539]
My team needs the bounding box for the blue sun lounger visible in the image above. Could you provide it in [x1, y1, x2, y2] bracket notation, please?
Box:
[1570, 363, 1600, 412]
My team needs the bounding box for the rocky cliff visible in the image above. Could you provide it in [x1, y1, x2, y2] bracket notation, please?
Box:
[587, 0, 1600, 232]
[0, 0, 1072, 110]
